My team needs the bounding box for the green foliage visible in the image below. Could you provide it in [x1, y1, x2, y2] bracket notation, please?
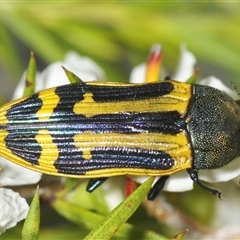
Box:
[23, 52, 36, 97]
[63, 66, 83, 83]
[22, 186, 40, 240]
[83, 177, 165, 240]
[0, 2, 240, 86]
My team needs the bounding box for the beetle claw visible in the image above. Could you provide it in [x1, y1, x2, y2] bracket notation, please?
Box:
[187, 169, 223, 200]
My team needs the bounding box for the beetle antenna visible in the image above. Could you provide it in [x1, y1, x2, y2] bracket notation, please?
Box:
[187, 169, 223, 200]
[232, 82, 240, 106]
[231, 81, 240, 97]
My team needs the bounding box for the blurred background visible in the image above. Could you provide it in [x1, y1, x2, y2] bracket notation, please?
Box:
[0, 2, 240, 239]
[1, 2, 240, 98]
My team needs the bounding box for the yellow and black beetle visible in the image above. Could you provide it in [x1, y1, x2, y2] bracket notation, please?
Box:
[0, 79, 239, 200]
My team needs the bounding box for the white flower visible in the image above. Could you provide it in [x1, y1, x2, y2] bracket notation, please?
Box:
[13, 51, 105, 99]
[130, 44, 196, 84]
[0, 188, 28, 234]
[172, 44, 196, 81]
[0, 160, 41, 186]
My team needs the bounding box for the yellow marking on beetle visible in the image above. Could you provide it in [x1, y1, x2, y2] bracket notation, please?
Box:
[74, 81, 191, 117]
[74, 131, 192, 173]
[36, 88, 60, 121]
[0, 129, 8, 150]
[35, 129, 59, 174]
[82, 149, 92, 160]
[0, 112, 8, 126]
[82, 166, 185, 177]
[74, 132, 189, 150]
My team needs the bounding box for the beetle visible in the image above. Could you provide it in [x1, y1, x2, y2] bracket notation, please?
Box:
[0, 79, 239, 200]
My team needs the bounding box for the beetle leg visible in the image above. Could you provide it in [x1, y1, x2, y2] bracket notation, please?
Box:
[187, 169, 223, 200]
[147, 176, 170, 201]
[86, 177, 108, 192]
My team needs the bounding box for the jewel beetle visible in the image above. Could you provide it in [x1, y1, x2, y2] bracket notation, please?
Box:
[0, 79, 239, 200]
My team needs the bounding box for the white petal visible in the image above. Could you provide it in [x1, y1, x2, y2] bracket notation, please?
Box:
[36, 62, 70, 91]
[64, 51, 105, 81]
[129, 176, 149, 184]
[37, 53, 105, 91]
[0, 158, 41, 186]
[199, 157, 240, 183]
[173, 44, 196, 81]
[129, 63, 146, 83]
[13, 51, 106, 98]
[11, 71, 38, 100]
[0, 188, 28, 234]
[163, 171, 193, 192]
[130, 172, 193, 193]
[11, 73, 25, 100]
[199, 76, 239, 100]
[101, 176, 125, 210]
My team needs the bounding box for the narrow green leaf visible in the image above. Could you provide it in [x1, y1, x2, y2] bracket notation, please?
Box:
[84, 177, 156, 240]
[23, 52, 36, 97]
[186, 69, 198, 84]
[51, 199, 103, 230]
[22, 186, 40, 240]
[52, 197, 166, 240]
[62, 66, 83, 83]
[231, 81, 240, 98]
[172, 229, 188, 240]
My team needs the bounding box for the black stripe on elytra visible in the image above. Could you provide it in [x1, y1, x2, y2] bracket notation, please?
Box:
[45, 111, 185, 134]
[54, 147, 174, 175]
[4, 93, 43, 165]
[54, 81, 174, 102]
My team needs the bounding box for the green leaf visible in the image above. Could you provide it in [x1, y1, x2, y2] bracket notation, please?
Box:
[64, 180, 109, 215]
[172, 230, 187, 240]
[83, 177, 161, 240]
[51, 199, 104, 230]
[186, 70, 198, 84]
[23, 52, 36, 97]
[51, 177, 167, 239]
[22, 186, 40, 240]
[62, 66, 83, 83]
[52, 199, 166, 240]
